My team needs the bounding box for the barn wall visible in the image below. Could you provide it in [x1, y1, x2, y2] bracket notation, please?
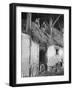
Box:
[21, 33, 39, 77]
[21, 33, 30, 77]
[31, 41, 39, 76]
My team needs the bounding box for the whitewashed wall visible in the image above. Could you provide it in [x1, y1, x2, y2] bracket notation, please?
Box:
[46, 45, 64, 70]
[46, 45, 56, 65]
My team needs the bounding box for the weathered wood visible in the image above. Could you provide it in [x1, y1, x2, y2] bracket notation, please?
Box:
[21, 33, 30, 77]
[31, 41, 39, 76]
[26, 13, 32, 32]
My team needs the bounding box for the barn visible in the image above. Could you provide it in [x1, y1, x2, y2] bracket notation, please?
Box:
[21, 13, 64, 77]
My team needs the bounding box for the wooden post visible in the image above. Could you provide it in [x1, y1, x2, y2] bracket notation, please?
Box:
[26, 13, 32, 32]
[49, 17, 53, 37]
[26, 13, 32, 77]
[49, 15, 61, 37]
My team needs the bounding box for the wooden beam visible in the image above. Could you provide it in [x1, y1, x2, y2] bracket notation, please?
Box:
[52, 15, 61, 27]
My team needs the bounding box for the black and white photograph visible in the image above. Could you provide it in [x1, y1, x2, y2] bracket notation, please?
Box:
[10, 3, 71, 86]
[21, 13, 64, 77]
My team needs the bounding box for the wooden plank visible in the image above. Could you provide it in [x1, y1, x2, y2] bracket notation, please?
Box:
[21, 33, 30, 77]
[30, 41, 39, 76]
